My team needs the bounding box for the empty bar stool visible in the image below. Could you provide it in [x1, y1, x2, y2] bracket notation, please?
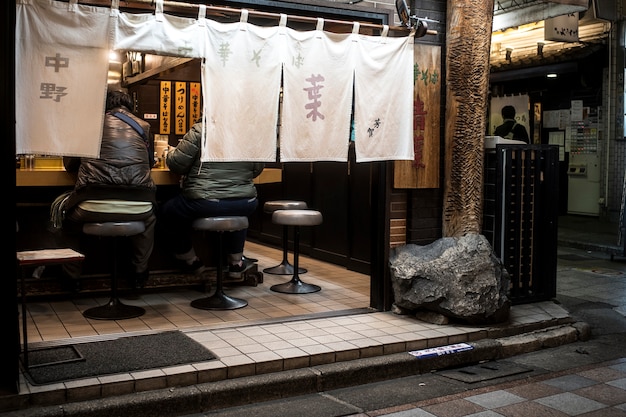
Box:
[82, 221, 146, 320]
[263, 200, 308, 275]
[190, 216, 249, 310]
[270, 209, 323, 294]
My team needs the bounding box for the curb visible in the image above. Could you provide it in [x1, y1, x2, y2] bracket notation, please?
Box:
[6, 322, 587, 417]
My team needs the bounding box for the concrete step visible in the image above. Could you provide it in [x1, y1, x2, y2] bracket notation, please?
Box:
[0, 303, 585, 416]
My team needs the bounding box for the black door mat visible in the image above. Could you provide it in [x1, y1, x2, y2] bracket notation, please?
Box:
[24, 331, 216, 385]
[439, 362, 532, 383]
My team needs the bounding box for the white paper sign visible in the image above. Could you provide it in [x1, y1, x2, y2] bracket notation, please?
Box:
[545, 13, 579, 43]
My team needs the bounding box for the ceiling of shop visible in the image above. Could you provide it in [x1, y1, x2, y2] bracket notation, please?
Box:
[492, 0, 588, 31]
[490, 0, 611, 74]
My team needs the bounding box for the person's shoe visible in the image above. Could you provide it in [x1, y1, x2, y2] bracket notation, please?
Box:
[242, 255, 258, 263]
[228, 262, 247, 279]
[131, 270, 149, 289]
[180, 259, 206, 275]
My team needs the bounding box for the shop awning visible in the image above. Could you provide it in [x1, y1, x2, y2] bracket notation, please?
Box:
[493, 0, 588, 31]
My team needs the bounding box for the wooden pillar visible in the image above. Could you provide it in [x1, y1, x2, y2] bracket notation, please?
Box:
[442, 0, 494, 237]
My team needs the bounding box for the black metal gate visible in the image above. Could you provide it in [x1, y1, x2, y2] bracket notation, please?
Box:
[483, 144, 559, 304]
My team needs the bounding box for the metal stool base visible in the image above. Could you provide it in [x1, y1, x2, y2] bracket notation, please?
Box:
[270, 278, 321, 294]
[83, 298, 146, 320]
[263, 262, 307, 275]
[191, 291, 248, 310]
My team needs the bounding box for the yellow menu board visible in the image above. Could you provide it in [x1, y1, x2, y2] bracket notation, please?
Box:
[175, 81, 187, 135]
[160, 81, 171, 135]
[189, 82, 201, 129]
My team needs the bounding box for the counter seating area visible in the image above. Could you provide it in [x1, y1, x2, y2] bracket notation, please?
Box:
[16, 167, 284, 300]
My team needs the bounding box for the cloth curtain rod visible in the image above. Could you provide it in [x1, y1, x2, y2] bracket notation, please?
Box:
[70, 0, 436, 35]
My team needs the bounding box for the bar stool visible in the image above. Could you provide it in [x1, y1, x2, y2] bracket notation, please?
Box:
[81, 221, 147, 320]
[263, 200, 308, 275]
[190, 216, 249, 310]
[270, 209, 323, 294]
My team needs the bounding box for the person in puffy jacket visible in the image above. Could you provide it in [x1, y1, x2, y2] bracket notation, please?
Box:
[58, 89, 157, 291]
[160, 121, 264, 278]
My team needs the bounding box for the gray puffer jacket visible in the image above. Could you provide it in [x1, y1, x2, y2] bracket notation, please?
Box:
[63, 107, 156, 210]
[166, 123, 265, 200]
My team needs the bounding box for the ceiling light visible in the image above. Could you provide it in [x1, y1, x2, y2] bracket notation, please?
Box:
[546, 73, 558, 78]
[108, 51, 121, 64]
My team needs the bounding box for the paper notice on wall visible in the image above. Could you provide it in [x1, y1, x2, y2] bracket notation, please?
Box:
[543, 110, 561, 129]
[571, 100, 584, 121]
[549, 131, 565, 161]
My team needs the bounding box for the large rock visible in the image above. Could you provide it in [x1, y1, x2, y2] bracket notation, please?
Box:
[389, 233, 510, 324]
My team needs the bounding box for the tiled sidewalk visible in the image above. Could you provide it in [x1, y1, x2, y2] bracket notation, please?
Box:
[7, 301, 571, 413]
[372, 358, 626, 417]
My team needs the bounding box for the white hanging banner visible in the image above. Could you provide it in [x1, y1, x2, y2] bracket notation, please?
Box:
[353, 33, 415, 162]
[15, 0, 418, 162]
[200, 19, 282, 161]
[114, 4, 205, 57]
[280, 28, 354, 162]
[15, 0, 111, 157]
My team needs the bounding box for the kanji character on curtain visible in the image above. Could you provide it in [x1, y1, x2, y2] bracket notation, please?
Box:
[16, 0, 111, 157]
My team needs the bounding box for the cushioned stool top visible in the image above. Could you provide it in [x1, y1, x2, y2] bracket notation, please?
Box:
[192, 216, 249, 232]
[272, 209, 323, 226]
[82, 221, 146, 237]
[264, 200, 307, 213]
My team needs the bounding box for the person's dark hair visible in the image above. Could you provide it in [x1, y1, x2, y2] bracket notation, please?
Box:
[501, 105, 516, 120]
[106, 89, 133, 112]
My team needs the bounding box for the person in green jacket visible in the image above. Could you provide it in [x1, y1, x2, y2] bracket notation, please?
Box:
[159, 122, 264, 277]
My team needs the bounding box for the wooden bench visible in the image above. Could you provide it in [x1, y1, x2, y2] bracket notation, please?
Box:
[16, 248, 85, 369]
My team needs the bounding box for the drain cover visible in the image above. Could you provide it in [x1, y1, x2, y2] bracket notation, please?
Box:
[439, 362, 532, 383]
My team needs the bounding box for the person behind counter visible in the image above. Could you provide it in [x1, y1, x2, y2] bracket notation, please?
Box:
[493, 105, 529, 143]
[159, 121, 264, 278]
[52, 89, 157, 291]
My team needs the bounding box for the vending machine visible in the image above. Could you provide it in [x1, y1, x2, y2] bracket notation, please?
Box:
[567, 105, 600, 216]
[567, 153, 600, 216]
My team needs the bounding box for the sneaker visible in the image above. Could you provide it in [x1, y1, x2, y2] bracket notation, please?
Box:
[228, 262, 247, 279]
[180, 259, 206, 275]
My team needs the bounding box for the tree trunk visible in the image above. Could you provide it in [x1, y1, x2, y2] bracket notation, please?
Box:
[443, 0, 495, 237]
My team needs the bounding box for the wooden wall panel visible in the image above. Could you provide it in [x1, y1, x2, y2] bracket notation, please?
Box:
[394, 43, 441, 189]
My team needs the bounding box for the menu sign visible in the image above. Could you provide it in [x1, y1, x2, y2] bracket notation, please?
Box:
[160, 81, 171, 134]
[175, 81, 187, 135]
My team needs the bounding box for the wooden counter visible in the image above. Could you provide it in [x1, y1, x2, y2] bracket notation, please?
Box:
[16, 168, 282, 187]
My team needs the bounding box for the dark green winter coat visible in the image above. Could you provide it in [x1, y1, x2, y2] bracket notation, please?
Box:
[166, 123, 265, 200]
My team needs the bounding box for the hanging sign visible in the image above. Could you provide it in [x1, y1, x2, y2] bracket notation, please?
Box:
[393, 43, 441, 189]
[189, 82, 201, 129]
[545, 13, 579, 42]
[175, 81, 187, 135]
[160, 81, 172, 134]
